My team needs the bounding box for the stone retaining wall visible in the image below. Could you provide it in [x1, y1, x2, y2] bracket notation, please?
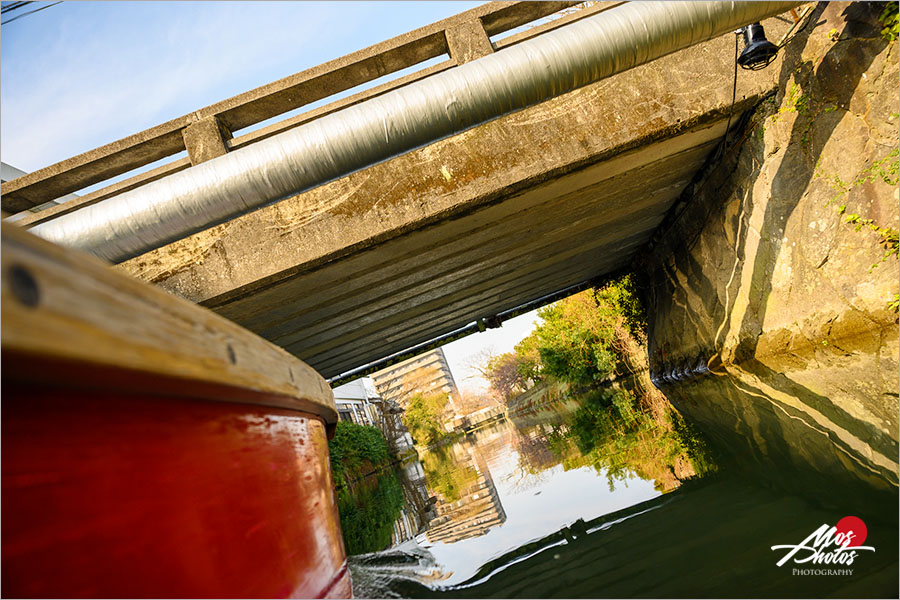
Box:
[640, 2, 899, 492]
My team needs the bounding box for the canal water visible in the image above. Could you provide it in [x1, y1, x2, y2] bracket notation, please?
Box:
[341, 384, 898, 598]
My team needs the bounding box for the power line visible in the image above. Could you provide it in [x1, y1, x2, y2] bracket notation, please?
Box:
[1, 2, 35, 15]
[2, 1, 61, 25]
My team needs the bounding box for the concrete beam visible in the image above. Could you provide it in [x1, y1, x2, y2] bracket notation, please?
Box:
[215, 137, 709, 334]
[224, 146, 703, 363]
[445, 19, 495, 63]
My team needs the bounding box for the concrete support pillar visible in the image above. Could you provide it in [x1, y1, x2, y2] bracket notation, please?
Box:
[445, 19, 494, 64]
[182, 116, 232, 165]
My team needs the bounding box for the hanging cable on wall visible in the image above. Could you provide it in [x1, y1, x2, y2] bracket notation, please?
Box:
[716, 32, 742, 164]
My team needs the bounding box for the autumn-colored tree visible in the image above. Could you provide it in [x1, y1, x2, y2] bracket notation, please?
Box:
[453, 387, 498, 415]
[483, 352, 530, 402]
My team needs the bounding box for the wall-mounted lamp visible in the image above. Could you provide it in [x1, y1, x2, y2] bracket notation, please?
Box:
[737, 23, 779, 70]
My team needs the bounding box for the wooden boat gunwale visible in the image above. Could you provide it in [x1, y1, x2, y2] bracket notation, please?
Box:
[1, 221, 337, 426]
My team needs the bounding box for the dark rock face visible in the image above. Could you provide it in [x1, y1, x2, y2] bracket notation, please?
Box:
[641, 2, 899, 493]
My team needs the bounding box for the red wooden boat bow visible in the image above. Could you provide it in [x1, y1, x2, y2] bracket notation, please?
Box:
[1, 222, 352, 598]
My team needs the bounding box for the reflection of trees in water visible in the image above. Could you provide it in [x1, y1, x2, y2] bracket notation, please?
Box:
[487, 272, 718, 491]
[338, 456, 442, 553]
[504, 423, 569, 492]
[336, 469, 406, 555]
[515, 424, 562, 472]
[509, 383, 717, 493]
[421, 444, 480, 503]
[391, 459, 434, 546]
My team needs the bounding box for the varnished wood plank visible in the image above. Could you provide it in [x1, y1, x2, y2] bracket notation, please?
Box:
[1, 222, 335, 422]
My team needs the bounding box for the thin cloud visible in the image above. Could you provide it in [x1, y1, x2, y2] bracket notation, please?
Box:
[1, 2, 344, 171]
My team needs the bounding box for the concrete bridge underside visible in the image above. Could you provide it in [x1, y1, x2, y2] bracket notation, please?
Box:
[122, 17, 790, 379]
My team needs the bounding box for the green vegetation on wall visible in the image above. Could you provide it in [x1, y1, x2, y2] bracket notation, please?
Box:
[328, 421, 391, 490]
[819, 148, 900, 271]
[880, 1, 898, 41]
[327, 421, 405, 555]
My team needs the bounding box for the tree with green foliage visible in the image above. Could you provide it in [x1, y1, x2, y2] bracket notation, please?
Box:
[530, 292, 618, 385]
[510, 274, 648, 386]
[402, 392, 449, 446]
[593, 273, 647, 342]
[512, 333, 543, 383]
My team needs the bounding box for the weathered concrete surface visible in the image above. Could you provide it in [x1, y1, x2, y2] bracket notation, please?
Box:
[445, 18, 495, 63]
[641, 2, 899, 490]
[120, 16, 792, 379]
[182, 117, 232, 165]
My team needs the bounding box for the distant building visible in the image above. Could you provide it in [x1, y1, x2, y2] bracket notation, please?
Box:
[371, 348, 460, 409]
[332, 377, 414, 452]
[332, 378, 381, 426]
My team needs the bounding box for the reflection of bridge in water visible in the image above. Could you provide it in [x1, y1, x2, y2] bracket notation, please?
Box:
[447, 404, 507, 434]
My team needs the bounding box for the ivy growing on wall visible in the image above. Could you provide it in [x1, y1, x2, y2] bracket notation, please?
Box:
[879, 2, 898, 41]
[817, 148, 900, 271]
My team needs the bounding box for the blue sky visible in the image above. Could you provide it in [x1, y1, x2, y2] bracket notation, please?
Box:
[0, 0, 539, 393]
[1, 1, 485, 171]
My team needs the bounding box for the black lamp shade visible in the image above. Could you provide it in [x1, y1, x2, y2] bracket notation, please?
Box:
[738, 23, 778, 70]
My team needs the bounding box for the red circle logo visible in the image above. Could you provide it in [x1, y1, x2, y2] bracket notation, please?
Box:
[835, 515, 867, 547]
